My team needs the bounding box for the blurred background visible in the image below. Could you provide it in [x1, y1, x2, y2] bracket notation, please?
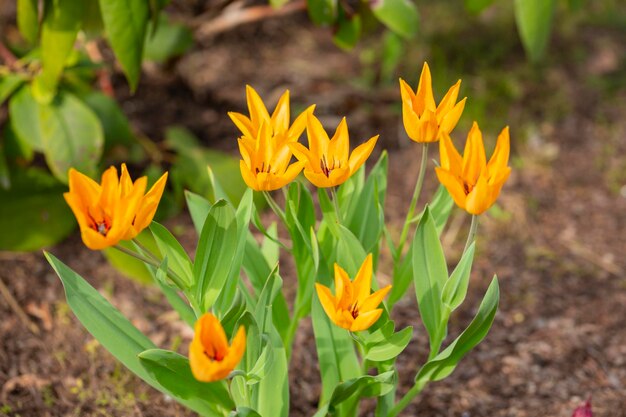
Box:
[0, 0, 625, 415]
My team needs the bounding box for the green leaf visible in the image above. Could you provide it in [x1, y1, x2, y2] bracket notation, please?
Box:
[333, 12, 361, 50]
[81, 91, 135, 149]
[0, 74, 26, 105]
[345, 152, 387, 254]
[412, 207, 448, 352]
[144, 13, 193, 63]
[98, 0, 149, 90]
[416, 277, 500, 383]
[441, 243, 475, 312]
[0, 143, 10, 189]
[514, 0, 556, 63]
[150, 222, 194, 287]
[35, 0, 86, 101]
[39, 91, 104, 182]
[327, 371, 395, 412]
[230, 407, 263, 417]
[9, 85, 44, 151]
[17, 0, 40, 44]
[193, 200, 239, 312]
[311, 296, 360, 404]
[138, 349, 233, 414]
[185, 190, 212, 234]
[365, 326, 413, 362]
[153, 258, 196, 326]
[0, 167, 75, 251]
[464, 0, 496, 14]
[306, 0, 337, 25]
[46, 253, 229, 416]
[370, 0, 419, 39]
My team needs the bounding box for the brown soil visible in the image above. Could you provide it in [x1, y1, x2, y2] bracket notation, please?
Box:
[2, 4, 626, 417]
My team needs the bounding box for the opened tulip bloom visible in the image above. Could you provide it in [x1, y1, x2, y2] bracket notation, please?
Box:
[436, 122, 511, 215]
[238, 121, 305, 191]
[289, 114, 378, 188]
[316, 254, 391, 332]
[400, 62, 466, 143]
[64, 164, 168, 250]
[228, 85, 315, 143]
[189, 313, 246, 382]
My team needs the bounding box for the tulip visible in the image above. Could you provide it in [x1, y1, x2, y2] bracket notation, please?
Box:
[289, 113, 378, 188]
[228, 85, 314, 144]
[315, 254, 391, 332]
[435, 122, 511, 215]
[189, 313, 246, 382]
[399, 62, 466, 143]
[64, 164, 167, 250]
[238, 121, 305, 191]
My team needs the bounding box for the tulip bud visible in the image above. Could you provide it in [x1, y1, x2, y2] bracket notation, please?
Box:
[571, 399, 592, 417]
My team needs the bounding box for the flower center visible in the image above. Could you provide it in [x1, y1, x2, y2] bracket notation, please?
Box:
[203, 349, 224, 362]
[87, 207, 111, 236]
[255, 162, 272, 175]
[320, 155, 340, 177]
[463, 181, 473, 195]
[349, 302, 359, 319]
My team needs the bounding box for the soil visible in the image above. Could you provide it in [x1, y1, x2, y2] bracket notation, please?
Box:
[2, 3, 626, 417]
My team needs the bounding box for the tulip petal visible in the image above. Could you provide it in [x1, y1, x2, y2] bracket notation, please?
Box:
[288, 104, 315, 141]
[352, 253, 373, 303]
[359, 285, 392, 312]
[439, 97, 466, 136]
[348, 135, 378, 174]
[246, 85, 271, 129]
[487, 126, 510, 173]
[436, 79, 461, 123]
[239, 159, 259, 191]
[327, 167, 350, 187]
[228, 112, 255, 139]
[401, 101, 422, 142]
[439, 133, 463, 174]
[435, 167, 467, 210]
[328, 117, 350, 166]
[350, 309, 382, 332]
[289, 142, 315, 170]
[306, 113, 330, 163]
[415, 62, 436, 115]
[462, 122, 487, 185]
[304, 169, 334, 188]
[132, 172, 168, 232]
[316, 283, 338, 322]
[271, 161, 304, 190]
[465, 173, 491, 215]
[270, 90, 290, 134]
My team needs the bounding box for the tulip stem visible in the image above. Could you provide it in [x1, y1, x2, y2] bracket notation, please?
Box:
[397, 143, 429, 259]
[387, 379, 428, 417]
[113, 245, 187, 290]
[262, 191, 289, 227]
[330, 187, 342, 223]
[463, 215, 479, 253]
[132, 238, 160, 263]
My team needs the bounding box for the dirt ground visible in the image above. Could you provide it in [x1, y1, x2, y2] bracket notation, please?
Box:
[2, 3, 626, 417]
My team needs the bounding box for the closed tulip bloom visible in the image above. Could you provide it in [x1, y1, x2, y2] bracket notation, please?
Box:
[228, 85, 314, 144]
[315, 254, 391, 332]
[189, 313, 246, 382]
[289, 114, 378, 188]
[400, 62, 466, 143]
[238, 121, 305, 191]
[435, 122, 511, 215]
[63, 164, 168, 250]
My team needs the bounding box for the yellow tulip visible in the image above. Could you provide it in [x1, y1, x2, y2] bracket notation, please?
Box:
[238, 121, 305, 191]
[399, 62, 467, 143]
[289, 113, 378, 188]
[435, 122, 511, 215]
[228, 85, 315, 143]
[64, 164, 168, 250]
[315, 254, 391, 332]
[189, 313, 246, 382]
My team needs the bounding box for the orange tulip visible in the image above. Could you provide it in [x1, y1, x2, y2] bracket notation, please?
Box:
[400, 62, 466, 143]
[435, 122, 511, 215]
[238, 121, 305, 191]
[228, 85, 314, 144]
[189, 313, 246, 382]
[63, 164, 167, 250]
[289, 114, 378, 188]
[315, 254, 391, 332]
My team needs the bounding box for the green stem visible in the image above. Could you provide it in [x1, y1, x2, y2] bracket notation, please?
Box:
[397, 143, 429, 259]
[263, 190, 289, 226]
[330, 187, 342, 223]
[131, 238, 160, 262]
[113, 244, 187, 290]
[387, 379, 428, 417]
[463, 215, 479, 253]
